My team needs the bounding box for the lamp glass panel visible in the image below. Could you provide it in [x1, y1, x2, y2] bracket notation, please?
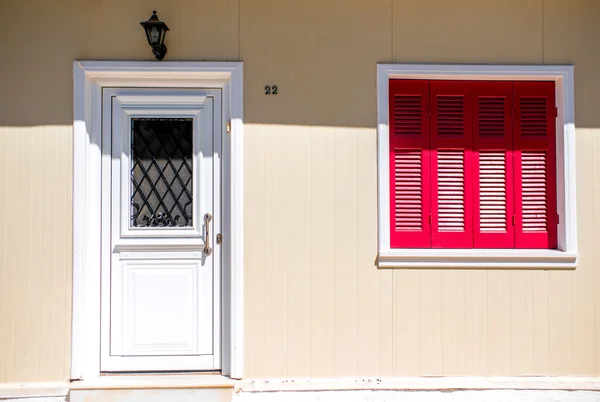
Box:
[150, 27, 160, 44]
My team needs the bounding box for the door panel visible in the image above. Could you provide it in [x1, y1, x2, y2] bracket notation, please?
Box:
[111, 258, 213, 356]
[101, 88, 221, 372]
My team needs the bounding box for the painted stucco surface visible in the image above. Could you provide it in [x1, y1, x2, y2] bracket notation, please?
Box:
[0, 0, 599, 382]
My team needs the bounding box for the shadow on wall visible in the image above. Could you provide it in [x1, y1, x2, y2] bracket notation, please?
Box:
[2, 0, 600, 129]
[5, 57, 600, 130]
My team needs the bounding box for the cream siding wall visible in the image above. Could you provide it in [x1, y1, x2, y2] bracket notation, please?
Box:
[0, 127, 72, 383]
[0, 0, 599, 383]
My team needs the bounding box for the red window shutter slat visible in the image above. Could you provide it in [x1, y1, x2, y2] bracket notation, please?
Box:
[473, 82, 515, 248]
[430, 81, 474, 248]
[388, 80, 431, 248]
[513, 81, 557, 249]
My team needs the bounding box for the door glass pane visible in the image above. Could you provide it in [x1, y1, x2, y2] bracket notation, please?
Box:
[131, 118, 194, 228]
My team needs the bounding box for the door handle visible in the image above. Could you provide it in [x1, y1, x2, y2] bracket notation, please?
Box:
[204, 213, 213, 256]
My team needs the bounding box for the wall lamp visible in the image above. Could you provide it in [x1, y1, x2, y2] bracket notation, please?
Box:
[140, 11, 169, 61]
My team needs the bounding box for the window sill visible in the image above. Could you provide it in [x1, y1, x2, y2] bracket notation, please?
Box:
[378, 249, 577, 269]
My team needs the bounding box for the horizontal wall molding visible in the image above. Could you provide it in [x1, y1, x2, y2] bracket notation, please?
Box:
[239, 377, 600, 392]
[0, 383, 68, 399]
[235, 389, 600, 402]
[3, 377, 600, 399]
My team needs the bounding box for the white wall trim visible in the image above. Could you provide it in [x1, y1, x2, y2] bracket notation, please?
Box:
[72, 61, 244, 380]
[378, 249, 578, 269]
[234, 390, 600, 402]
[376, 64, 577, 269]
[238, 377, 600, 392]
[3, 376, 600, 399]
[0, 383, 69, 399]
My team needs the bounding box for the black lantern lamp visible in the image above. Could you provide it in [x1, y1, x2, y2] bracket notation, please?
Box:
[140, 11, 169, 61]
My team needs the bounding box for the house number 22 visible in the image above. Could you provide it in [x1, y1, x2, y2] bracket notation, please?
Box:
[265, 85, 278, 95]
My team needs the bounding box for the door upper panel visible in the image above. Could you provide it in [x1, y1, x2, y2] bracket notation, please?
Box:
[111, 92, 215, 240]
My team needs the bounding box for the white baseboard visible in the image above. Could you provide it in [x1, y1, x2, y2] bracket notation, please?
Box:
[2, 377, 600, 402]
[235, 389, 600, 402]
[0, 398, 66, 402]
[238, 377, 600, 392]
[0, 383, 68, 400]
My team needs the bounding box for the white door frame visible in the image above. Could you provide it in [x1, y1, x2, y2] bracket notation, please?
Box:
[72, 61, 244, 379]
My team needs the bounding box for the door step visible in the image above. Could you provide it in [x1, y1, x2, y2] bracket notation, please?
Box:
[70, 388, 233, 402]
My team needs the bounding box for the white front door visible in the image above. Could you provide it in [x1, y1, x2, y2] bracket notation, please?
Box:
[100, 88, 221, 372]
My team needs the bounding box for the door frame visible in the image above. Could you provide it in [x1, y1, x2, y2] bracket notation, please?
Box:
[71, 61, 244, 380]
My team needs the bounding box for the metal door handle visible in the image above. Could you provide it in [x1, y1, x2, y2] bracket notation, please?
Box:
[204, 213, 213, 256]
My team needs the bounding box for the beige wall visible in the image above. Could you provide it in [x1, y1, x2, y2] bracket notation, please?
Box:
[0, 0, 599, 383]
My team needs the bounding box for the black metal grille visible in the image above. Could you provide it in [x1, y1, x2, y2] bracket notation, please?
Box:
[131, 118, 194, 227]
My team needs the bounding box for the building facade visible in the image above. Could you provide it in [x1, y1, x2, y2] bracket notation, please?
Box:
[1, 1, 600, 401]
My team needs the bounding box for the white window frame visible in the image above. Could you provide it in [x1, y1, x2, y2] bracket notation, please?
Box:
[377, 64, 577, 269]
[72, 61, 244, 379]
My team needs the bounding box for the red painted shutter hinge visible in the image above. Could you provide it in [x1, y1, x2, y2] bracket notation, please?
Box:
[429, 213, 432, 225]
[512, 215, 515, 226]
[557, 214, 560, 224]
[554, 107, 558, 118]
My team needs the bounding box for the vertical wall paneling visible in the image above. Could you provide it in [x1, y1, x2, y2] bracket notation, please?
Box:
[238, 0, 599, 378]
[0, 128, 16, 383]
[309, 127, 336, 377]
[333, 128, 359, 377]
[179, 0, 239, 59]
[379, 269, 394, 376]
[262, 125, 289, 377]
[39, 128, 58, 379]
[14, 128, 35, 381]
[243, 125, 266, 378]
[464, 271, 488, 375]
[356, 128, 380, 376]
[544, 134, 583, 377]
[392, 0, 544, 64]
[286, 126, 312, 377]
[543, 0, 600, 376]
[0, 126, 72, 382]
[28, 128, 45, 381]
[509, 272, 535, 375]
[441, 271, 466, 375]
[595, 128, 600, 376]
[58, 127, 72, 379]
[393, 271, 419, 376]
[547, 270, 573, 375]
[487, 271, 511, 375]
[532, 271, 550, 375]
[418, 271, 443, 376]
[570, 127, 595, 374]
[0, 0, 600, 382]
[0, 127, 4, 380]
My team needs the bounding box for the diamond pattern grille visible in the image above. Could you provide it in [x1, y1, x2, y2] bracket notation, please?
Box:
[131, 118, 194, 228]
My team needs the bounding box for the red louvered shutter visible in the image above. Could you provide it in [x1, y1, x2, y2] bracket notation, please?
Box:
[430, 81, 474, 248]
[473, 82, 515, 248]
[388, 79, 431, 248]
[513, 81, 557, 249]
